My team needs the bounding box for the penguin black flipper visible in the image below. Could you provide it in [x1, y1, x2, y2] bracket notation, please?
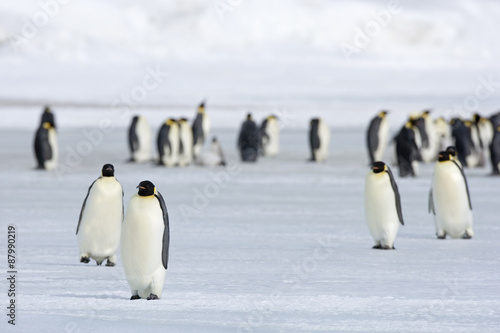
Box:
[309, 119, 320, 161]
[76, 178, 99, 234]
[155, 191, 170, 269]
[385, 166, 404, 225]
[34, 126, 52, 169]
[128, 116, 139, 154]
[192, 113, 203, 146]
[452, 160, 472, 210]
[428, 189, 435, 215]
[367, 116, 381, 164]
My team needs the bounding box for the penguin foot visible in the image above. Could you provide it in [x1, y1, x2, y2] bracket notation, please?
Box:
[80, 256, 90, 264]
[437, 234, 446, 239]
[147, 294, 159, 300]
[96, 261, 103, 266]
[462, 232, 472, 239]
[105, 260, 115, 267]
[372, 245, 382, 249]
[130, 295, 141, 300]
[380, 245, 394, 250]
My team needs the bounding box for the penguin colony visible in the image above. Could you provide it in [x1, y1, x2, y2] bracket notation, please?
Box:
[29, 105, 500, 299]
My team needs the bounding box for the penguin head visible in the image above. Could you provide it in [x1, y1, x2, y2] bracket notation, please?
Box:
[166, 118, 176, 126]
[371, 161, 386, 174]
[422, 110, 431, 117]
[246, 113, 253, 121]
[43, 105, 52, 113]
[101, 164, 115, 177]
[179, 118, 188, 123]
[42, 122, 52, 129]
[438, 151, 451, 162]
[445, 146, 457, 158]
[198, 101, 205, 113]
[137, 180, 156, 196]
[378, 110, 388, 118]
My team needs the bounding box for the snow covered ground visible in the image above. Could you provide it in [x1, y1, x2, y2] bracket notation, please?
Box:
[1, 115, 499, 332]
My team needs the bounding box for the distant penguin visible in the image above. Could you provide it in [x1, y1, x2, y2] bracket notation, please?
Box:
[309, 118, 330, 162]
[416, 110, 438, 163]
[178, 118, 194, 167]
[40, 105, 56, 129]
[76, 164, 123, 266]
[34, 121, 58, 170]
[490, 125, 500, 175]
[450, 118, 480, 168]
[157, 119, 180, 167]
[473, 113, 493, 166]
[192, 101, 210, 158]
[490, 112, 500, 128]
[259, 115, 280, 157]
[121, 180, 169, 300]
[238, 113, 259, 162]
[434, 117, 452, 152]
[195, 137, 226, 167]
[428, 151, 473, 239]
[364, 161, 404, 249]
[366, 111, 389, 164]
[395, 121, 421, 177]
[128, 115, 152, 163]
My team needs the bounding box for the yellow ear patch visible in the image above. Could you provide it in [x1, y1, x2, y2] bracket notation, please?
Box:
[42, 122, 51, 129]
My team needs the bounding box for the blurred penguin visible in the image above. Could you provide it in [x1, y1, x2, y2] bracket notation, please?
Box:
[429, 150, 473, 239]
[414, 110, 439, 163]
[309, 118, 330, 162]
[490, 125, 500, 175]
[128, 115, 152, 163]
[395, 120, 421, 177]
[473, 113, 494, 167]
[157, 119, 180, 167]
[195, 137, 226, 167]
[434, 117, 452, 152]
[238, 113, 259, 162]
[40, 105, 56, 129]
[192, 101, 210, 159]
[450, 118, 480, 168]
[178, 118, 194, 167]
[366, 111, 389, 164]
[34, 107, 58, 170]
[259, 115, 280, 157]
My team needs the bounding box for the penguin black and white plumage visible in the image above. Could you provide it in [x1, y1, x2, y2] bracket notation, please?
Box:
[40, 105, 56, 129]
[178, 118, 194, 167]
[76, 164, 123, 266]
[428, 151, 473, 239]
[364, 161, 404, 249]
[237, 113, 259, 162]
[128, 115, 152, 163]
[415, 110, 439, 163]
[157, 119, 180, 167]
[395, 121, 421, 177]
[121, 180, 169, 300]
[195, 137, 226, 167]
[450, 118, 480, 168]
[473, 113, 494, 167]
[490, 125, 500, 175]
[259, 115, 279, 157]
[366, 111, 389, 164]
[192, 101, 210, 159]
[445, 145, 461, 167]
[34, 121, 58, 170]
[309, 118, 330, 162]
[434, 117, 452, 152]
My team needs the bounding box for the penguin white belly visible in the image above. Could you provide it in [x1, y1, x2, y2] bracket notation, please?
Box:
[373, 119, 388, 162]
[162, 126, 180, 167]
[263, 122, 279, 157]
[178, 125, 194, 167]
[134, 119, 152, 163]
[45, 129, 58, 170]
[202, 115, 211, 142]
[364, 174, 400, 247]
[315, 122, 330, 162]
[78, 178, 123, 261]
[432, 163, 473, 238]
[121, 196, 166, 298]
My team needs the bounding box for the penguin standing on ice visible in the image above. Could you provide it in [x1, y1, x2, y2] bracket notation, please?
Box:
[157, 119, 180, 167]
[128, 115, 152, 163]
[178, 118, 194, 167]
[490, 125, 500, 175]
[76, 164, 123, 266]
[195, 137, 226, 167]
[366, 111, 389, 164]
[237, 113, 259, 162]
[34, 108, 58, 170]
[450, 118, 480, 168]
[395, 121, 421, 177]
[309, 118, 330, 162]
[259, 115, 280, 157]
[192, 101, 210, 159]
[364, 161, 404, 249]
[428, 151, 473, 239]
[121, 180, 169, 300]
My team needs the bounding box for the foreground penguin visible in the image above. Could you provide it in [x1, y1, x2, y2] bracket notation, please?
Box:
[192, 101, 210, 158]
[429, 151, 473, 239]
[128, 115, 152, 163]
[76, 164, 123, 266]
[259, 115, 279, 157]
[309, 118, 330, 162]
[157, 119, 180, 167]
[366, 111, 389, 164]
[34, 117, 58, 170]
[238, 113, 259, 162]
[121, 180, 169, 300]
[395, 121, 421, 177]
[364, 161, 404, 249]
[195, 137, 226, 167]
[490, 125, 500, 175]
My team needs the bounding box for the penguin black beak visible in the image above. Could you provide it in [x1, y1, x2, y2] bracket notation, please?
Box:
[136, 185, 146, 190]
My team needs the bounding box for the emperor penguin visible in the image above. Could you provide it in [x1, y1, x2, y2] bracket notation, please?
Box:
[121, 180, 170, 300]
[364, 161, 404, 249]
[157, 119, 180, 167]
[178, 118, 194, 167]
[366, 111, 389, 164]
[259, 115, 280, 157]
[128, 115, 152, 163]
[195, 137, 226, 167]
[434, 117, 452, 152]
[34, 120, 58, 170]
[238, 113, 259, 162]
[76, 164, 123, 266]
[473, 113, 494, 167]
[192, 101, 210, 158]
[450, 118, 480, 168]
[416, 110, 439, 163]
[395, 120, 422, 177]
[309, 118, 330, 162]
[428, 151, 473, 239]
[490, 125, 500, 175]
